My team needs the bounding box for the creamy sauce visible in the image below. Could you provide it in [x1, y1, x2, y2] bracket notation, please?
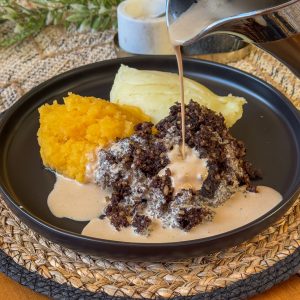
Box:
[85, 150, 98, 183]
[47, 175, 108, 221]
[174, 45, 186, 159]
[161, 145, 208, 193]
[82, 186, 282, 242]
[47, 175, 282, 242]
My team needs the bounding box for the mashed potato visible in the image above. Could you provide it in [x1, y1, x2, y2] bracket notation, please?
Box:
[110, 65, 246, 127]
[38, 93, 150, 182]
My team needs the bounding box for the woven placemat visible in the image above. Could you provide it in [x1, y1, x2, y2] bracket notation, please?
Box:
[0, 24, 300, 299]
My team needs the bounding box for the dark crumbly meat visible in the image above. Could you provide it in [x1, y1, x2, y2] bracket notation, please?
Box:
[95, 101, 260, 234]
[95, 122, 171, 231]
[105, 200, 130, 231]
[166, 189, 214, 230]
[177, 207, 211, 231]
[150, 170, 174, 205]
[132, 214, 151, 234]
[157, 100, 260, 205]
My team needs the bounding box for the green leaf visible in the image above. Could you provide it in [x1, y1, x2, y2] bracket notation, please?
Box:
[78, 17, 91, 32]
[98, 4, 108, 15]
[46, 10, 54, 24]
[1, 14, 16, 22]
[87, 2, 97, 10]
[66, 13, 84, 22]
[53, 10, 64, 25]
[91, 15, 101, 30]
[70, 3, 88, 12]
[3, 7, 18, 16]
[32, 0, 49, 6]
[14, 23, 24, 34]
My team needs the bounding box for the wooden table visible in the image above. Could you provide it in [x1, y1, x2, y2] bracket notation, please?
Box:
[0, 272, 299, 299]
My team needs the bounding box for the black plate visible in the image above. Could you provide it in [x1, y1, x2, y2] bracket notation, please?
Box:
[0, 56, 300, 261]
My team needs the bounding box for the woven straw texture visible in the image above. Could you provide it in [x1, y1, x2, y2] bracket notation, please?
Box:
[0, 24, 300, 299]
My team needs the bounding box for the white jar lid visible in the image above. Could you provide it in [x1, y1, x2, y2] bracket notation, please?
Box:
[117, 0, 174, 55]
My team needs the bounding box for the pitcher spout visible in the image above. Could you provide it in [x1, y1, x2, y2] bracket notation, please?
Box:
[167, 0, 300, 76]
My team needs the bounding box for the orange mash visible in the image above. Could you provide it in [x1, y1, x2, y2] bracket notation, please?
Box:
[37, 93, 150, 182]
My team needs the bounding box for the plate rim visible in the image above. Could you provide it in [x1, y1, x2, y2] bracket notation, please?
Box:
[0, 55, 300, 251]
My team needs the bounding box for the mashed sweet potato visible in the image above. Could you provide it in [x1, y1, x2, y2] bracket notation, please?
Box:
[37, 93, 150, 182]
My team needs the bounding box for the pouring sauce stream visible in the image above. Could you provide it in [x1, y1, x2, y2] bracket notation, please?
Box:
[174, 45, 186, 159]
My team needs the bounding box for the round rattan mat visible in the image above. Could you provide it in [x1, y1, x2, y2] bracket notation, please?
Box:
[0, 25, 300, 299]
